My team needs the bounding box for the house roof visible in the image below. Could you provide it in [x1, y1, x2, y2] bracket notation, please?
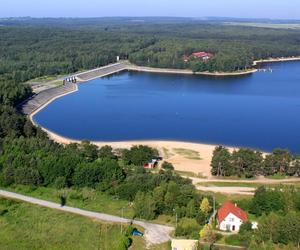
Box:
[217, 201, 248, 223]
[192, 52, 213, 58]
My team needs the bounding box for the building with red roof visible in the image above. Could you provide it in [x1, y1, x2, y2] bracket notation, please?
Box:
[183, 52, 214, 62]
[192, 52, 214, 60]
[217, 201, 248, 232]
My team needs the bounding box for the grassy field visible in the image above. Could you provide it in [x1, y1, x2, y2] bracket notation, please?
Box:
[173, 148, 202, 160]
[0, 197, 127, 250]
[2, 185, 135, 219]
[0, 185, 176, 226]
[0, 197, 170, 250]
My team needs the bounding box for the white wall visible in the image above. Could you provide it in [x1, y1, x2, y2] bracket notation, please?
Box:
[219, 213, 244, 232]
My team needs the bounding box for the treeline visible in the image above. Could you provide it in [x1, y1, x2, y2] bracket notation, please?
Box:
[211, 146, 300, 178]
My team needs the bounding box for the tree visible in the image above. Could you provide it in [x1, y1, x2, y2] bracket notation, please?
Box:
[231, 148, 263, 178]
[200, 198, 212, 216]
[211, 146, 232, 176]
[133, 191, 156, 220]
[122, 145, 158, 166]
[199, 224, 216, 247]
[98, 145, 116, 160]
[161, 161, 174, 171]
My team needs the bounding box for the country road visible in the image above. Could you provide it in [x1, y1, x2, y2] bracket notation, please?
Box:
[0, 190, 173, 245]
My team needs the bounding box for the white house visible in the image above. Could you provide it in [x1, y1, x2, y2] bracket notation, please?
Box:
[217, 201, 248, 232]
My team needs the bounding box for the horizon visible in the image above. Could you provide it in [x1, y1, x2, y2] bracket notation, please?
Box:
[1, 16, 300, 21]
[1, 0, 300, 20]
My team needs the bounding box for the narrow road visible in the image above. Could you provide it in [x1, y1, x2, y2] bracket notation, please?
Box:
[0, 190, 173, 245]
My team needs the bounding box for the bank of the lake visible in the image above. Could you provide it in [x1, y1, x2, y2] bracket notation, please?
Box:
[33, 60, 300, 153]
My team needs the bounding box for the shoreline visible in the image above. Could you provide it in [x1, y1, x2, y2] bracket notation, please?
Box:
[128, 64, 258, 77]
[27, 56, 300, 178]
[29, 123, 228, 178]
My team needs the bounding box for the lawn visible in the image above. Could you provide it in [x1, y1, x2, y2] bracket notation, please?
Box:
[0, 197, 126, 250]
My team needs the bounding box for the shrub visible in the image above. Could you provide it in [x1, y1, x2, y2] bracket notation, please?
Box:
[175, 218, 200, 239]
[161, 161, 174, 170]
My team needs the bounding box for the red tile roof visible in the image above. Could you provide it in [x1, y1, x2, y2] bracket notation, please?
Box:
[217, 201, 248, 223]
[192, 52, 213, 58]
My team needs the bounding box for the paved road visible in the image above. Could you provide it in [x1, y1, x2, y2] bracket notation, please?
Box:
[0, 190, 173, 245]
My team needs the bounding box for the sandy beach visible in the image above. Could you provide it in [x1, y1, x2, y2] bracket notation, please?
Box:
[43, 129, 226, 178]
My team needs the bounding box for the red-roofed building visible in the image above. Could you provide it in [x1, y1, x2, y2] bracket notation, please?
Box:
[217, 201, 248, 232]
[191, 52, 214, 60]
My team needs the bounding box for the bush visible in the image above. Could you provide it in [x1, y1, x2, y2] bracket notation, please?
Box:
[161, 161, 174, 170]
[54, 176, 67, 189]
[175, 218, 200, 239]
[224, 235, 242, 246]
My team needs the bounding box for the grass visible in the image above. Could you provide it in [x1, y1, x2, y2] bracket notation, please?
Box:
[26, 75, 64, 84]
[173, 148, 202, 160]
[198, 181, 300, 188]
[197, 191, 252, 205]
[2, 185, 135, 219]
[0, 197, 127, 250]
[1, 184, 177, 226]
[175, 170, 206, 178]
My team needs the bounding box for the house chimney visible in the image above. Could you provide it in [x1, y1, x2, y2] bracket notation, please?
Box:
[235, 203, 237, 207]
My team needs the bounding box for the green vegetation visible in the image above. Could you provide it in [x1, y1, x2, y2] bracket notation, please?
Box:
[1, 185, 135, 218]
[173, 148, 202, 160]
[211, 146, 300, 178]
[0, 197, 132, 250]
[229, 186, 300, 249]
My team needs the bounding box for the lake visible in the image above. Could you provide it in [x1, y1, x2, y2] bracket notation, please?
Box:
[34, 61, 300, 153]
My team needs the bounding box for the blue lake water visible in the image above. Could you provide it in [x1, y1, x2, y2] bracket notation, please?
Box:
[34, 61, 300, 153]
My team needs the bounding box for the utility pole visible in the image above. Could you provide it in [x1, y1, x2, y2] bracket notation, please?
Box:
[121, 207, 124, 234]
[213, 195, 216, 224]
[173, 208, 178, 228]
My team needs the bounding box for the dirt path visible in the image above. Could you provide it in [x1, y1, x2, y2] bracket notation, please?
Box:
[188, 176, 300, 195]
[0, 190, 173, 245]
[188, 176, 300, 184]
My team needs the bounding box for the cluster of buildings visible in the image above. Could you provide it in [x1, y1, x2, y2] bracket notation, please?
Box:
[183, 51, 214, 62]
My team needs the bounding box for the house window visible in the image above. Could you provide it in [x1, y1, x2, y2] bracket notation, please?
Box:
[229, 218, 234, 222]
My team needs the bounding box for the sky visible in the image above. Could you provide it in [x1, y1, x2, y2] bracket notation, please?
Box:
[0, 0, 299, 20]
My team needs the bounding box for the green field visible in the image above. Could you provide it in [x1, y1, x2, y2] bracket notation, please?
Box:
[2, 185, 135, 219]
[0, 197, 170, 250]
[173, 148, 202, 160]
[0, 197, 126, 250]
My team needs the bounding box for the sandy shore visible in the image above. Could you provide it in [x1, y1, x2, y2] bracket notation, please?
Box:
[128, 64, 258, 77]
